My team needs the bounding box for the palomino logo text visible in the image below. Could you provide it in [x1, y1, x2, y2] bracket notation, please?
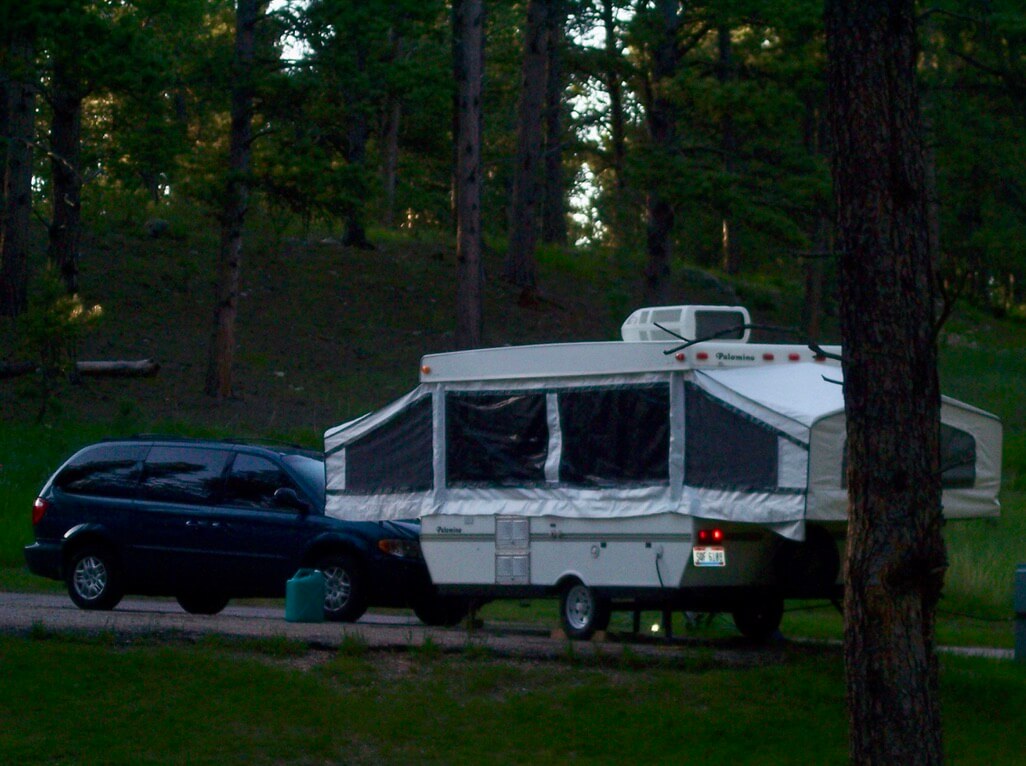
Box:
[716, 351, 756, 362]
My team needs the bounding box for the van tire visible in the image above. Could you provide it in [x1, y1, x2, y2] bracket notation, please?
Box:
[317, 554, 367, 622]
[66, 545, 123, 611]
[559, 581, 610, 641]
[732, 594, 784, 643]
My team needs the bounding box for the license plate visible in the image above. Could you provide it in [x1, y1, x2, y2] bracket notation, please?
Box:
[693, 546, 726, 567]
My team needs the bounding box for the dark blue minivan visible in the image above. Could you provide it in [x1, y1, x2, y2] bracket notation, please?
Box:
[25, 437, 467, 624]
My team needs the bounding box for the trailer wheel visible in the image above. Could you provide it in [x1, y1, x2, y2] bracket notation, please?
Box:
[413, 595, 470, 627]
[559, 581, 610, 641]
[774, 524, 840, 597]
[732, 594, 784, 643]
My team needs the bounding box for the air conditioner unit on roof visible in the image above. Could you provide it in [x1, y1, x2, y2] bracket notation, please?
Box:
[620, 305, 751, 343]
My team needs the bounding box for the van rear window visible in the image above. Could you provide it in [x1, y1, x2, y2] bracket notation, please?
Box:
[55, 444, 148, 498]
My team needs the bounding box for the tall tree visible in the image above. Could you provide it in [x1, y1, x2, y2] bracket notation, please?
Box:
[0, 15, 36, 317]
[503, 0, 549, 295]
[453, 0, 484, 349]
[824, 1, 946, 763]
[205, 0, 267, 399]
[541, 0, 567, 246]
[47, 47, 86, 294]
[716, 23, 740, 275]
[640, 0, 687, 304]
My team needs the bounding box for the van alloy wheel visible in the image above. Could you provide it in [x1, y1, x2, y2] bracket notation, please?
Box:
[317, 554, 367, 622]
[66, 546, 123, 611]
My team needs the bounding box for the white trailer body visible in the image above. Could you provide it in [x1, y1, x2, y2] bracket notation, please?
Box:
[323, 307, 1002, 638]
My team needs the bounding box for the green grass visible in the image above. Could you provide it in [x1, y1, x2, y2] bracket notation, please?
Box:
[0, 634, 1022, 765]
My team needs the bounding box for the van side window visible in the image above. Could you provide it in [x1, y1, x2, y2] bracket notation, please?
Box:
[346, 396, 433, 493]
[446, 393, 548, 486]
[54, 444, 148, 498]
[226, 453, 299, 510]
[685, 383, 777, 490]
[140, 446, 230, 505]
[559, 386, 670, 486]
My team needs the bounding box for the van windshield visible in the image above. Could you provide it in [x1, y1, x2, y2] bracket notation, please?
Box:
[283, 454, 326, 507]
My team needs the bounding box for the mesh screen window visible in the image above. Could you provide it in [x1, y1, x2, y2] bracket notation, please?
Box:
[345, 396, 434, 493]
[685, 383, 778, 489]
[446, 393, 548, 486]
[558, 386, 670, 486]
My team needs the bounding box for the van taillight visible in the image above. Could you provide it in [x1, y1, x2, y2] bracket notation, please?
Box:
[697, 528, 725, 544]
[32, 498, 49, 525]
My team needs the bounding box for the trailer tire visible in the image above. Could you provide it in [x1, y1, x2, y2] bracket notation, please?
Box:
[413, 595, 470, 627]
[774, 524, 840, 597]
[559, 581, 610, 641]
[732, 594, 784, 643]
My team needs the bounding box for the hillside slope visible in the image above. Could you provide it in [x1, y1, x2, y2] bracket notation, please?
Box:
[4, 226, 773, 437]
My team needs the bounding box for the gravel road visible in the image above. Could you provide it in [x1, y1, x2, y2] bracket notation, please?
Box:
[2, 592, 1012, 661]
[0, 591, 701, 662]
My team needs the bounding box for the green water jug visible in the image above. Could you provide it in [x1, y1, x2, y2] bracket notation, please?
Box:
[285, 568, 325, 623]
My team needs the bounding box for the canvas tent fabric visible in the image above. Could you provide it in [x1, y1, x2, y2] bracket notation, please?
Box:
[692, 364, 1002, 522]
[324, 363, 1001, 534]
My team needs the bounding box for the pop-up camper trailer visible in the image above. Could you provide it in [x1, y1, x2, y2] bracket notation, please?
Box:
[324, 306, 1002, 640]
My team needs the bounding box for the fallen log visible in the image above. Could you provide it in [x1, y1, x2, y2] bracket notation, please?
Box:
[0, 361, 36, 380]
[0, 359, 160, 379]
[75, 359, 161, 378]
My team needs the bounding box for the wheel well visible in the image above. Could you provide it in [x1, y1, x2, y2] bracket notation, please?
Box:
[61, 532, 119, 576]
[555, 574, 588, 595]
[773, 523, 841, 595]
[302, 541, 362, 569]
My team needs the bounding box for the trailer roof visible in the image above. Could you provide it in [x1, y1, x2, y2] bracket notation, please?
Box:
[419, 340, 842, 384]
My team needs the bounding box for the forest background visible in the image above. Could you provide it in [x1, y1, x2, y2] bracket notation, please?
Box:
[3, 0, 1024, 376]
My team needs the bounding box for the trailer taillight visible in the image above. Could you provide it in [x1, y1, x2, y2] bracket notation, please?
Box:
[32, 498, 49, 525]
[697, 528, 725, 544]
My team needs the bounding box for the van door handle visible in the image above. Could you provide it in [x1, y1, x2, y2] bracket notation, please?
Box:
[185, 520, 206, 528]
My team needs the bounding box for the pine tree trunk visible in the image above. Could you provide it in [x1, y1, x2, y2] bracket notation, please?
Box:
[341, 44, 373, 250]
[503, 0, 548, 292]
[381, 30, 403, 229]
[48, 56, 83, 296]
[453, 0, 484, 350]
[825, 2, 946, 763]
[541, 0, 567, 246]
[801, 93, 831, 343]
[600, 0, 628, 246]
[643, 0, 682, 304]
[0, 32, 35, 317]
[381, 97, 401, 229]
[205, 0, 261, 399]
[717, 25, 741, 276]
